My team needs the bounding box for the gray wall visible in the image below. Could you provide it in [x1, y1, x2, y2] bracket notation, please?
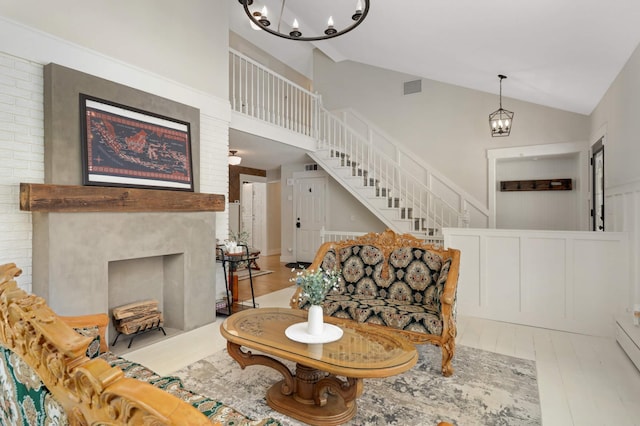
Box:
[313, 50, 591, 206]
[0, 0, 229, 100]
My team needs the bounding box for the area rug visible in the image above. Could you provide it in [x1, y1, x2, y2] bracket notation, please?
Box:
[284, 262, 311, 270]
[236, 269, 273, 281]
[173, 343, 541, 426]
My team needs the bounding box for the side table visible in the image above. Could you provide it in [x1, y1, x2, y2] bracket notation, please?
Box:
[216, 245, 260, 315]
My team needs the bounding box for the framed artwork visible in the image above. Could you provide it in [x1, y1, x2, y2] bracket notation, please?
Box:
[80, 94, 194, 191]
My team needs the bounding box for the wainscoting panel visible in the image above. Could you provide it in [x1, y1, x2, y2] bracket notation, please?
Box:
[444, 228, 628, 336]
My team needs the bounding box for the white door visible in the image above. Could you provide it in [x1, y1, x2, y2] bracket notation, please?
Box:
[294, 176, 327, 263]
[251, 182, 266, 252]
[240, 183, 253, 244]
[240, 181, 267, 251]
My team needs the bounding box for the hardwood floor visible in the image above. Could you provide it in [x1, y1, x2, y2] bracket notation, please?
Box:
[124, 265, 640, 426]
[234, 254, 298, 301]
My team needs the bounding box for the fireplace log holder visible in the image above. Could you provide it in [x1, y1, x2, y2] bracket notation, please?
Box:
[111, 320, 167, 349]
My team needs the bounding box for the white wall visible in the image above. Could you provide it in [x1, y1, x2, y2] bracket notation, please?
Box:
[590, 41, 640, 311]
[313, 50, 591, 207]
[444, 228, 628, 337]
[0, 3, 231, 293]
[496, 155, 580, 230]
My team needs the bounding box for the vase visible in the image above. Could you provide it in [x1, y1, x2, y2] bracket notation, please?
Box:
[307, 304, 324, 336]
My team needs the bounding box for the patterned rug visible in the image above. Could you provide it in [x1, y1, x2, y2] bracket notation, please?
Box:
[173, 343, 541, 426]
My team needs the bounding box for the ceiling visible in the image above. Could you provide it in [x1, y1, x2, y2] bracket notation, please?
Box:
[229, 1, 640, 169]
[229, 129, 311, 171]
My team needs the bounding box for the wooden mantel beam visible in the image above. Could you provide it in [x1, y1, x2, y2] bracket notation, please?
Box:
[20, 183, 225, 213]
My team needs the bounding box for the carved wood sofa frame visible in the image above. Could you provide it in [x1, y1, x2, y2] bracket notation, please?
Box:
[291, 230, 461, 376]
[0, 263, 215, 425]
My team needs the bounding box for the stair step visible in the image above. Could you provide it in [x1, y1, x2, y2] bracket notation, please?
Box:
[365, 177, 380, 187]
[412, 217, 439, 235]
[376, 187, 390, 197]
[400, 207, 413, 219]
[351, 167, 367, 177]
[388, 197, 400, 208]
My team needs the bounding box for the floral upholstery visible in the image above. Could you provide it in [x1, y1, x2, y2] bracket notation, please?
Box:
[292, 230, 461, 376]
[0, 344, 68, 426]
[0, 343, 280, 426]
[72, 326, 101, 359]
[300, 245, 452, 336]
[99, 353, 280, 426]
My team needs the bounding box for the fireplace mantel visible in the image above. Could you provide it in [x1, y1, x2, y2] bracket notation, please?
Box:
[20, 183, 225, 213]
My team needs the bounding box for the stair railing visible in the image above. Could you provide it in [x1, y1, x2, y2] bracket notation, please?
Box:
[316, 105, 462, 236]
[333, 108, 488, 227]
[229, 49, 465, 236]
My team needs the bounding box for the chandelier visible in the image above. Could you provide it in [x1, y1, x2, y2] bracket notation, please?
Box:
[489, 74, 514, 137]
[228, 150, 242, 166]
[238, 0, 370, 41]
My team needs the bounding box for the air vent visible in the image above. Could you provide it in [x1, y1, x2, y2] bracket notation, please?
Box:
[403, 79, 422, 95]
[304, 163, 319, 171]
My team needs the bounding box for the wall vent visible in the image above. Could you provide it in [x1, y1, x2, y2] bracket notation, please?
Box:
[404, 79, 422, 95]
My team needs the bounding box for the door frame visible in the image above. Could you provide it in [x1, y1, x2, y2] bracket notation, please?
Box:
[590, 137, 605, 231]
[239, 173, 267, 252]
[292, 170, 328, 262]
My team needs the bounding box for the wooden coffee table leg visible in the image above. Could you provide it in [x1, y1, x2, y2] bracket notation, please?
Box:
[226, 342, 294, 395]
[266, 363, 362, 426]
[228, 342, 363, 425]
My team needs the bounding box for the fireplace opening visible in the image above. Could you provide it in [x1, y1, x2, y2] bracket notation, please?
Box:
[108, 253, 185, 353]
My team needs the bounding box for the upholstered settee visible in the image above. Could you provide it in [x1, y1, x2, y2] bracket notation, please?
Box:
[291, 229, 461, 376]
[0, 263, 280, 426]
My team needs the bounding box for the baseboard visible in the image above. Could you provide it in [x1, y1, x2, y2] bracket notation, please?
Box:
[616, 315, 640, 372]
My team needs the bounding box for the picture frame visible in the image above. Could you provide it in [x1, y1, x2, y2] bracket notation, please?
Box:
[80, 94, 194, 191]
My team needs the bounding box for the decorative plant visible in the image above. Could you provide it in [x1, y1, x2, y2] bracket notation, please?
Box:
[291, 267, 341, 306]
[228, 230, 250, 246]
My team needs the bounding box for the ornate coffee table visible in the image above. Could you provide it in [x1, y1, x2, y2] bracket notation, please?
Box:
[220, 307, 418, 426]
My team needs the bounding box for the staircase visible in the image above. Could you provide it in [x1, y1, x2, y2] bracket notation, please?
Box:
[310, 109, 462, 239]
[229, 49, 475, 240]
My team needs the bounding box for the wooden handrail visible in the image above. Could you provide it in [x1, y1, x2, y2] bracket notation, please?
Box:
[19, 183, 225, 213]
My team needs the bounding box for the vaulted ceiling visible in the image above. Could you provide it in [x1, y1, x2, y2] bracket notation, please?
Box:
[230, 0, 640, 116]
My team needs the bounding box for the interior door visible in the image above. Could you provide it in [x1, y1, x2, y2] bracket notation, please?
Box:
[240, 183, 253, 244]
[251, 182, 266, 252]
[591, 139, 604, 231]
[294, 176, 327, 263]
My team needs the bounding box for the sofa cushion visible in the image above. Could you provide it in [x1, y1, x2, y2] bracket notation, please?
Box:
[305, 244, 452, 336]
[0, 344, 68, 426]
[99, 352, 281, 426]
[72, 325, 102, 359]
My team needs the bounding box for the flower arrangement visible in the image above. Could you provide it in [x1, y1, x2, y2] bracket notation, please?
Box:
[291, 267, 341, 306]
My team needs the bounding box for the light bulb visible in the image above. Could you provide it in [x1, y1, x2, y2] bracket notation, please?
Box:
[504, 119, 510, 128]
[292, 19, 299, 30]
[498, 120, 503, 128]
[261, 6, 268, 17]
[327, 16, 334, 27]
[492, 121, 497, 129]
[356, 0, 363, 12]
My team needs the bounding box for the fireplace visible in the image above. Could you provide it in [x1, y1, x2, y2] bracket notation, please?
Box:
[31, 210, 217, 344]
[28, 64, 222, 346]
